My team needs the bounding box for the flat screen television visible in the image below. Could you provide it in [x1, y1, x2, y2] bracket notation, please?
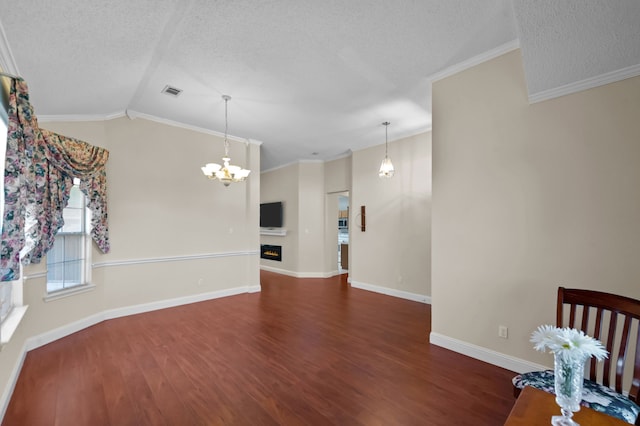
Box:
[260, 202, 283, 228]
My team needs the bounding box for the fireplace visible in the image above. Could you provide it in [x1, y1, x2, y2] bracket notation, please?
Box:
[260, 244, 282, 261]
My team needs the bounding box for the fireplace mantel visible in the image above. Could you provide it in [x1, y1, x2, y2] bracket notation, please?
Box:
[260, 228, 287, 236]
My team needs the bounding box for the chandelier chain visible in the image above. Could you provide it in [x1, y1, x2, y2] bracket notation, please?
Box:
[224, 95, 229, 157]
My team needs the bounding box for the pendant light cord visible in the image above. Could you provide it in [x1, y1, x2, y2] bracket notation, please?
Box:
[383, 121, 390, 157]
[223, 95, 230, 157]
[385, 123, 388, 156]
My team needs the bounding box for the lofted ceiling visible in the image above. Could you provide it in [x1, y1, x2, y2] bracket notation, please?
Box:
[0, 1, 639, 171]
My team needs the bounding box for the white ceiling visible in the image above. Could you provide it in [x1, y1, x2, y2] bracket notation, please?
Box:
[1, 1, 639, 171]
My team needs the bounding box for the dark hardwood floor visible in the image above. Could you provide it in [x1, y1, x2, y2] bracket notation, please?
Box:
[3, 271, 516, 425]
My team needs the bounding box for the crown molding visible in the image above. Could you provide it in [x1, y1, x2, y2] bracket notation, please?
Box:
[38, 111, 126, 122]
[261, 159, 318, 174]
[0, 20, 20, 75]
[528, 62, 640, 104]
[261, 157, 329, 174]
[261, 160, 300, 174]
[37, 109, 264, 146]
[349, 126, 432, 155]
[429, 39, 520, 83]
[298, 159, 325, 165]
[322, 150, 353, 163]
[246, 138, 263, 146]
[119, 110, 264, 146]
[121, 110, 247, 143]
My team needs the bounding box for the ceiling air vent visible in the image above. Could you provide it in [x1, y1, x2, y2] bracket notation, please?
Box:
[161, 85, 183, 97]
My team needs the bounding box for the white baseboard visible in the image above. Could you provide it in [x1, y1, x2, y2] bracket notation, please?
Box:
[26, 285, 259, 351]
[429, 332, 548, 374]
[260, 265, 300, 277]
[247, 285, 261, 293]
[25, 311, 106, 351]
[349, 280, 431, 304]
[259, 265, 340, 279]
[0, 341, 27, 424]
[2, 285, 260, 421]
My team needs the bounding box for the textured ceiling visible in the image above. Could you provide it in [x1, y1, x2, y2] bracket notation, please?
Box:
[512, 0, 640, 98]
[0, 1, 639, 171]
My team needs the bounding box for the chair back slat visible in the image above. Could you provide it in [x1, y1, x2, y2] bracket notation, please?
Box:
[589, 307, 605, 379]
[616, 316, 632, 391]
[603, 312, 618, 388]
[557, 287, 640, 400]
[582, 307, 604, 377]
[580, 307, 589, 334]
[631, 324, 640, 402]
[568, 304, 577, 328]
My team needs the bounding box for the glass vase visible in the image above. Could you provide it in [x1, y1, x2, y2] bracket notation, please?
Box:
[552, 353, 586, 426]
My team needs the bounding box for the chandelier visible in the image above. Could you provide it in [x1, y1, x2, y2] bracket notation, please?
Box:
[201, 95, 251, 186]
[378, 121, 395, 178]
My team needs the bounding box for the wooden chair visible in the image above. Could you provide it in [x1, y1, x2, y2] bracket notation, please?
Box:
[512, 287, 640, 424]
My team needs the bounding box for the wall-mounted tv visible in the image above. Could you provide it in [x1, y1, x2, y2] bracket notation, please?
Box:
[260, 201, 283, 228]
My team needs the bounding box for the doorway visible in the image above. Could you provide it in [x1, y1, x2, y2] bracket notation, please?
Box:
[325, 191, 350, 277]
[338, 193, 349, 272]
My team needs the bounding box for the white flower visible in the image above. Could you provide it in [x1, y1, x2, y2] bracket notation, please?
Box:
[530, 325, 608, 362]
[531, 324, 563, 352]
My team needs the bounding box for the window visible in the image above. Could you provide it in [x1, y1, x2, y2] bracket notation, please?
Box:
[1, 77, 27, 345]
[46, 179, 92, 293]
[1, 99, 12, 323]
[0, 279, 12, 323]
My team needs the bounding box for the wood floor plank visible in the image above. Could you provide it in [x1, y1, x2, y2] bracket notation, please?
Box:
[5, 345, 59, 426]
[2, 271, 516, 425]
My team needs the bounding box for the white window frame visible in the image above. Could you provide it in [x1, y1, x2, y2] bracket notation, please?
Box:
[0, 78, 28, 346]
[45, 179, 94, 301]
[0, 275, 27, 345]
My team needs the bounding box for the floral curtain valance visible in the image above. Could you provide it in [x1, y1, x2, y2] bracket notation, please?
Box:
[1, 78, 110, 281]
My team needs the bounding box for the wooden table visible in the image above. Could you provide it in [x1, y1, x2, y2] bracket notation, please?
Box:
[505, 386, 629, 425]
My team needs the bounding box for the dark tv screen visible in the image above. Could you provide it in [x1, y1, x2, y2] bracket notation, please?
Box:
[260, 202, 283, 228]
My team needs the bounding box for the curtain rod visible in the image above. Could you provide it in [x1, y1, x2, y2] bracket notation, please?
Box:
[0, 70, 21, 80]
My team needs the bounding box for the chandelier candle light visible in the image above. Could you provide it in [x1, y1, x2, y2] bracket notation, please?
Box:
[201, 95, 251, 186]
[530, 325, 608, 426]
[378, 121, 394, 178]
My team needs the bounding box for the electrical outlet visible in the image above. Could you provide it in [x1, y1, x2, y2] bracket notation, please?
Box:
[498, 325, 508, 339]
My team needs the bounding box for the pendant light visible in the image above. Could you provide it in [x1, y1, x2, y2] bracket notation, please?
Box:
[201, 95, 251, 186]
[378, 121, 395, 178]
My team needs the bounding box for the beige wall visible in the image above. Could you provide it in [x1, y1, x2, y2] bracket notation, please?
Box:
[259, 136, 431, 297]
[350, 132, 432, 299]
[297, 162, 325, 274]
[260, 163, 300, 272]
[431, 49, 640, 367]
[260, 156, 352, 277]
[0, 117, 260, 411]
[324, 155, 351, 193]
[260, 161, 329, 276]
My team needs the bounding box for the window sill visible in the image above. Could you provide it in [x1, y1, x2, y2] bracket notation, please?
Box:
[0, 305, 28, 347]
[44, 283, 96, 302]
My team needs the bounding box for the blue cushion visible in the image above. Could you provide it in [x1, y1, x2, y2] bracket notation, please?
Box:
[513, 370, 640, 424]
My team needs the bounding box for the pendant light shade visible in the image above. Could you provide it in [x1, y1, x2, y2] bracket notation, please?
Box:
[378, 121, 395, 178]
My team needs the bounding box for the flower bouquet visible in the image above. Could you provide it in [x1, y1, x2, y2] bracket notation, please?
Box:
[531, 325, 608, 426]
